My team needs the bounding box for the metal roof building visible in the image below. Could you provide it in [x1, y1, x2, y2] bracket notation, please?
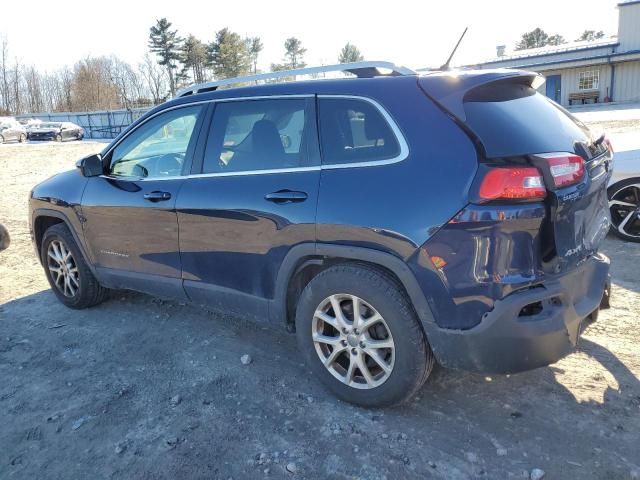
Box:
[463, 0, 640, 107]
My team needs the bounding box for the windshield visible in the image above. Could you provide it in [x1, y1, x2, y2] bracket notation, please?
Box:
[40, 123, 61, 129]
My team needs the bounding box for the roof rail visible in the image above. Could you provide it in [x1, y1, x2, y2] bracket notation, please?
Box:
[175, 61, 416, 97]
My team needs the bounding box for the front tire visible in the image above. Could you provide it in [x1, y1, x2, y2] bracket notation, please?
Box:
[19, 133, 26, 143]
[295, 264, 434, 407]
[55, 133, 62, 142]
[41, 223, 109, 308]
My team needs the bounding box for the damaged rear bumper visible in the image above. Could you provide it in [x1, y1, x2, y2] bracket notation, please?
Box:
[424, 253, 610, 374]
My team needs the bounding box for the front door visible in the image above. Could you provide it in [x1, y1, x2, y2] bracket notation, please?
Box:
[545, 75, 562, 103]
[177, 97, 320, 317]
[81, 103, 206, 298]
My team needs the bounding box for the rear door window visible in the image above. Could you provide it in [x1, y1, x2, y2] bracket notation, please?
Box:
[202, 98, 312, 174]
[317, 98, 401, 165]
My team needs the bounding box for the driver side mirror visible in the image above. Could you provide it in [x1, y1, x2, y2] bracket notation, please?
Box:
[76, 153, 104, 177]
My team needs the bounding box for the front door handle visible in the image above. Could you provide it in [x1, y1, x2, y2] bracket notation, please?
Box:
[143, 191, 172, 202]
[264, 190, 308, 204]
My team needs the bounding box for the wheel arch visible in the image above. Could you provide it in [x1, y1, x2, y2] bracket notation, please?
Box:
[271, 243, 437, 333]
[32, 209, 94, 272]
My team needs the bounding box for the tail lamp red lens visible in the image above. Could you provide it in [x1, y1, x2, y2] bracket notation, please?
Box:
[538, 153, 585, 188]
[479, 167, 546, 200]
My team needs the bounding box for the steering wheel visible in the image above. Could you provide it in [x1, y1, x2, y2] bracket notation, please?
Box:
[156, 153, 184, 176]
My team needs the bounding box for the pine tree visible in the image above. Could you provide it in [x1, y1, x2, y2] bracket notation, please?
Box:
[547, 34, 567, 46]
[209, 28, 251, 79]
[515, 28, 549, 50]
[246, 37, 263, 74]
[576, 30, 605, 42]
[148, 18, 182, 96]
[181, 35, 208, 84]
[338, 43, 364, 63]
[283, 37, 306, 69]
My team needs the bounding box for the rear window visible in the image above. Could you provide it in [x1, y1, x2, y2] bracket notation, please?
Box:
[463, 83, 591, 158]
[318, 98, 400, 165]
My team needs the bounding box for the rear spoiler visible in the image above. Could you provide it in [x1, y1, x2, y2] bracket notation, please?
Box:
[418, 69, 544, 122]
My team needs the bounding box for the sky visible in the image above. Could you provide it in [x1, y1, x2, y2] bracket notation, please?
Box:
[0, 0, 620, 73]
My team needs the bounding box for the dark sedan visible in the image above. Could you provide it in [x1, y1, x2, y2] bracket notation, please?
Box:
[28, 122, 84, 142]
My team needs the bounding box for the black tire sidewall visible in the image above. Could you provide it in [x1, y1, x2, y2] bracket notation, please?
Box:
[41, 225, 93, 308]
[295, 265, 430, 407]
[608, 178, 640, 243]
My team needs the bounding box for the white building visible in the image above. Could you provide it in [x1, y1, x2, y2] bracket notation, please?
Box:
[465, 0, 640, 107]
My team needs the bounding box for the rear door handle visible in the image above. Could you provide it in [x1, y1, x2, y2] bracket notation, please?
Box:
[143, 191, 172, 202]
[264, 190, 308, 204]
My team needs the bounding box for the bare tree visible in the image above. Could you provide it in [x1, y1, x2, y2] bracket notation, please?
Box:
[109, 56, 148, 109]
[24, 66, 44, 113]
[140, 53, 168, 105]
[1, 37, 11, 114]
[12, 58, 21, 114]
[70, 57, 119, 111]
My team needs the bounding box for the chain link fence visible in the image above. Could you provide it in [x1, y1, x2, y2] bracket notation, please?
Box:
[15, 108, 151, 139]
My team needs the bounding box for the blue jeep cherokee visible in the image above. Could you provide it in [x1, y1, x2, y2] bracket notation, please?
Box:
[29, 62, 612, 407]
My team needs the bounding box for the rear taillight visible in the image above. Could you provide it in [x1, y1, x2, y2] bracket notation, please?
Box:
[538, 153, 585, 188]
[479, 167, 546, 201]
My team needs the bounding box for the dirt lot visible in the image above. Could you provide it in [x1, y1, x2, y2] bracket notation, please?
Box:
[1, 140, 639, 480]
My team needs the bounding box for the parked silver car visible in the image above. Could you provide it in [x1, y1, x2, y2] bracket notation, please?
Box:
[0, 118, 27, 144]
[608, 145, 640, 243]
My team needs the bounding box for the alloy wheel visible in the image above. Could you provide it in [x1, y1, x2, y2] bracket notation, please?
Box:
[609, 183, 640, 239]
[47, 240, 80, 297]
[312, 294, 395, 389]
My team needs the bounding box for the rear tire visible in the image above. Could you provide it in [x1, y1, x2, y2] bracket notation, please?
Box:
[295, 264, 434, 407]
[41, 223, 109, 309]
[55, 133, 62, 142]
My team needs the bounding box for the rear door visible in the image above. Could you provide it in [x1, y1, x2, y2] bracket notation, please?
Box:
[81, 103, 206, 298]
[176, 96, 320, 316]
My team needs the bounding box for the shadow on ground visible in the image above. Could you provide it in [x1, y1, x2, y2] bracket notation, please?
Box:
[1, 288, 638, 479]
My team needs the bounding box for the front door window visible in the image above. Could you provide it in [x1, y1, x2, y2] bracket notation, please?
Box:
[109, 105, 203, 179]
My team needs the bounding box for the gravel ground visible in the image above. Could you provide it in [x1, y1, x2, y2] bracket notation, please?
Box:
[1, 139, 639, 480]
